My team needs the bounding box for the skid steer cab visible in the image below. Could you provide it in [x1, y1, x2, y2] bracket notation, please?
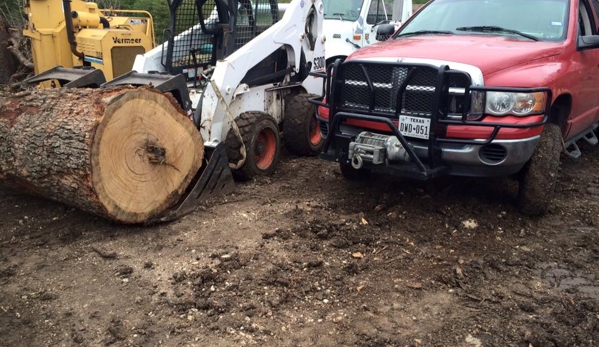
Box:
[27, 0, 327, 221]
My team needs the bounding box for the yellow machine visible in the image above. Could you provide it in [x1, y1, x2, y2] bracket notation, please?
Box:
[24, 0, 155, 84]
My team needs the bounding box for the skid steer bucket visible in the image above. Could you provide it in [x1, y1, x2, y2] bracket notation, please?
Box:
[103, 71, 192, 111]
[151, 143, 235, 223]
[26, 66, 107, 88]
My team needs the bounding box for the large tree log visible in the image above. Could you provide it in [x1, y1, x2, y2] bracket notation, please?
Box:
[0, 87, 204, 223]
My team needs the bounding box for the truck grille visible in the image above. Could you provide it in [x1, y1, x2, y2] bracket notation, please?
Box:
[338, 63, 471, 118]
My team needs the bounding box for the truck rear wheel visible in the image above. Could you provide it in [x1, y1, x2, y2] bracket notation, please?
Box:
[517, 123, 562, 215]
[284, 93, 324, 156]
[226, 112, 280, 181]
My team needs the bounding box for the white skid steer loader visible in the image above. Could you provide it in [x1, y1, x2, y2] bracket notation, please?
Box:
[28, 0, 327, 221]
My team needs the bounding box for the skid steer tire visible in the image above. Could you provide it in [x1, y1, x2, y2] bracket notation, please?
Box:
[284, 93, 324, 156]
[339, 162, 371, 181]
[225, 112, 280, 181]
[517, 123, 562, 215]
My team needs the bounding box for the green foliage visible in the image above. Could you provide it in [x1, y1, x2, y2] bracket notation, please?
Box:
[0, 0, 26, 27]
[128, 0, 170, 41]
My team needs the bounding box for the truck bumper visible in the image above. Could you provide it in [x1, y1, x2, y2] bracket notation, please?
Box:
[323, 123, 540, 177]
[413, 135, 540, 177]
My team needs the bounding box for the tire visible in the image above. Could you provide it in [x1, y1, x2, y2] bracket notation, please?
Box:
[225, 112, 281, 181]
[339, 162, 371, 181]
[517, 123, 562, 215]
[283, 93, 324, 156]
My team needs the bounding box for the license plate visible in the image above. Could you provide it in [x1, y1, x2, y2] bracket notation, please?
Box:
[399, 115, 431, 140]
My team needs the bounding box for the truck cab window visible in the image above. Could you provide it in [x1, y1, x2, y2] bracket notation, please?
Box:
[397, 0, 568, 42]
[591, 0, 599, 31]
[579, 0, 594, 36]
[367, 0, 389, 25]
[323, 0, 363, 21]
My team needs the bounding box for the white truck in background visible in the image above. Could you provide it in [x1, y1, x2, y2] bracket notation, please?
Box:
[321, 0, 413, 65]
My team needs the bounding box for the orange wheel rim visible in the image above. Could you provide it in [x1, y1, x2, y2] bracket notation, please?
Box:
[309, 114, 322, 146]
[255, 128, 276, 170]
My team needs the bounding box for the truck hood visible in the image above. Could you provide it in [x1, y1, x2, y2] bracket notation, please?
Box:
[348, 35, 565, 76]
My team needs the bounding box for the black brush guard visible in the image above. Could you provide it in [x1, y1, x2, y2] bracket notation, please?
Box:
[309, 59, 553, 180]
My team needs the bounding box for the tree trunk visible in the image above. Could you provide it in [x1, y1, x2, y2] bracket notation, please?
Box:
[0, 15, 18, 85]
[0, 87, 204, 223]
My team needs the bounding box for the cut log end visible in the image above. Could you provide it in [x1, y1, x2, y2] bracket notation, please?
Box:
[93, 89, 204, 223]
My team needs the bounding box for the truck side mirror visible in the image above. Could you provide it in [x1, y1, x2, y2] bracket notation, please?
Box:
[376, 24, 396, 41]
[578, 35, 599, 50]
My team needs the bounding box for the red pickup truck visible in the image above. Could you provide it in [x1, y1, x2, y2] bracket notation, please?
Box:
[311, 0, 599, 214]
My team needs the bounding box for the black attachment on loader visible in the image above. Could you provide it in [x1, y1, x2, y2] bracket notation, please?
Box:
[152, 143, 235, 222]
[103, 72, 193, 111]
[26, 66, 107, 88]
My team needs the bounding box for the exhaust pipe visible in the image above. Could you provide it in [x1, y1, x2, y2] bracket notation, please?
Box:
[62, 0, 84, 59]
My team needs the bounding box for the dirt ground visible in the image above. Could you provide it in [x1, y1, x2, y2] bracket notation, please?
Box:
[0, 137, 598, 347]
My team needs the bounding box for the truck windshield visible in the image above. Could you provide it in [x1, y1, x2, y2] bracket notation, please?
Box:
[323, 0, 365, 21]
[396, 0, 569, 42]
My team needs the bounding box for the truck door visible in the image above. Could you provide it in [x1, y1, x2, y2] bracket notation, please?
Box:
[571, 0, 599, 136]
[363, 0, 392, 46]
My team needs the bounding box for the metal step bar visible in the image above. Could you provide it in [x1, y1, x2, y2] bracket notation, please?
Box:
[563, 123, 598, 160]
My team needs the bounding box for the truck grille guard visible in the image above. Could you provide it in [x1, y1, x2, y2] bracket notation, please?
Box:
[309, 59, 553, 180]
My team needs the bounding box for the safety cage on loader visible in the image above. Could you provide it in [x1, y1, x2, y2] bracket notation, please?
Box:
[309, 59, 553, 180]
[163, 0, 283, 81]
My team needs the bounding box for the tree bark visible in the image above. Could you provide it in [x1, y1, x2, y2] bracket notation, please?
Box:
[0, 15, 18, 85]
[0, 87, 204, 223]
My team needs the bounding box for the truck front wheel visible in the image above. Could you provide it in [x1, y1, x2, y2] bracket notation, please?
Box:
[517, 123, 562, 215]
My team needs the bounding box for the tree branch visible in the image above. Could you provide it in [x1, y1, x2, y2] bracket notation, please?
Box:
[9, 69, 31, 83]
[7, 30, 33, 70]
[9, 78, 30, 91]
[7, 45, 33, 69]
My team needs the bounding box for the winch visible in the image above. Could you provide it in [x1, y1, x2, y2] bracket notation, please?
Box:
[348, 132, 411, 169]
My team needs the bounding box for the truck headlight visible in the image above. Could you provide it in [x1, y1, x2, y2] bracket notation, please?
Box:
[485, 91, 545, 116]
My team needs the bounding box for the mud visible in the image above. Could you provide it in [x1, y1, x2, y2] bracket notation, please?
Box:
[0, 141, 598, 346]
